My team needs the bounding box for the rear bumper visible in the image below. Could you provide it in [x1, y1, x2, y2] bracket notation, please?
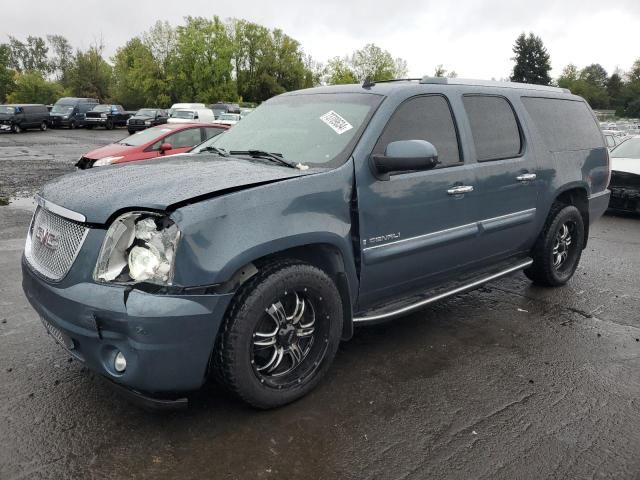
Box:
[22, 257, 234, 398]
[609, 186, 640, 213]
[588, 190, 611, 222]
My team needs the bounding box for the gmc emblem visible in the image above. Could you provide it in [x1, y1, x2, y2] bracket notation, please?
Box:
[35, 226, 60, 251]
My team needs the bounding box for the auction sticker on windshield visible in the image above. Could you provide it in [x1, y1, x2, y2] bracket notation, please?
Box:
[320, 111, 354, 135]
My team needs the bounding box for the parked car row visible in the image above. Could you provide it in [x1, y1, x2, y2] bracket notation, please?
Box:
[1, 97, 251, 134]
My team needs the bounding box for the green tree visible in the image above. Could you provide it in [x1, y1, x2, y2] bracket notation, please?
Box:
[8, 36, 50, 74]
[66, 44, 112, 101]
[351, 44, 406, 82]
[171, 16, 237, 103]
[510, 33, 552, 85]
[325, 56, 357, 85]
[112, 38, 164, 108]
[0, 44, 16, 102]
[7, 71, 62, 104]
[47, 35, 73, 84]
[557, 64, 578, 89]
[434, 64, 457, 78]
[325, 44, 407, 85]
[580, 64, 608, 89]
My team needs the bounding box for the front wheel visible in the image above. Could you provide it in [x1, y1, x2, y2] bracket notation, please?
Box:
[525, 205, 585, 286]
[11, 123, 22, 133]
[214, 261, 343, 409]
[105, 120, 114, 130]
[69, 120, 77, 130]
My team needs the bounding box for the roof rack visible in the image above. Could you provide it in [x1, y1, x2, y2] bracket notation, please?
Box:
[419, 77, 570, 94]
[362, 78, 422, 88]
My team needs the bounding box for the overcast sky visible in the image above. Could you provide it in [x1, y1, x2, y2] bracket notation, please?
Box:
[3, 0, 640, 79]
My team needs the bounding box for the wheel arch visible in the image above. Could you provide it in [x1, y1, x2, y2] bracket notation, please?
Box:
[551, 184, 589, 248]
[219, 242, 356, 341]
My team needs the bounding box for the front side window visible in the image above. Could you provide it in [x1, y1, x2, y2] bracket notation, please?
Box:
[463, 95, 522, 161]
[374, 95, 461, 167]
[165, 128, 203, 148]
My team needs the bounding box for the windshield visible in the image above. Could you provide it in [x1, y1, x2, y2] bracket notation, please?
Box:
[136, 109, 157, 116]
[209, 93, 382, 167]
[0, 106, 15, 115]
[118, 126, 172, 146]
[611, 137, 640, 159]
[220, 113, 240, 121]
[172, 110, 195, 119]
[52, 104, 73, 114]
[92, 105, 111, 113]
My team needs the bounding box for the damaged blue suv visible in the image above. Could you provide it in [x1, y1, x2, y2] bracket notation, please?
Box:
[22, 78, 611, 408]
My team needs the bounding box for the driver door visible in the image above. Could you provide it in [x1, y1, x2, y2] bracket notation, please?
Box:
[356, 95, 480, 308]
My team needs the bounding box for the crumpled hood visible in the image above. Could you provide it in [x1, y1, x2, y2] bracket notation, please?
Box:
[611, 157, 640, 176]
[40, 155, 318, 224]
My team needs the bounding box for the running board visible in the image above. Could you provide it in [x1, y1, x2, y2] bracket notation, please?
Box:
[353, 258, 533, 325]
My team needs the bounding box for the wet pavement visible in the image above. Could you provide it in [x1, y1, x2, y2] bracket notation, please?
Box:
[1, 130, 639, 479]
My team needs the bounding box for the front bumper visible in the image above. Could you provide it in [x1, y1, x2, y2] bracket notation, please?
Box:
[127, 123, 152, 131]
[22, 257, 234, 399]
[85, 117, 108, 124]
[50, 116, 71, 127]
[609, 186, 640, 213]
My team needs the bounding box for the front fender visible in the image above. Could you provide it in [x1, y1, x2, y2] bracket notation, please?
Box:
[170, 162, 356, 290]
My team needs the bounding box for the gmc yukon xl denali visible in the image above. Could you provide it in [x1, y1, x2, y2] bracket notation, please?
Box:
[22, 78, 611, 409]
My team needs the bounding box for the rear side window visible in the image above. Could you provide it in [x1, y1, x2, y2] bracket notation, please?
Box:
[521, 97, 603, 151]
[462, 95, 522, 161]
[374, 95, 461, 167]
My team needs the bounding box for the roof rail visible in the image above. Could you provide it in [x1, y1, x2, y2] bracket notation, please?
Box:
[361, 78, 422, 89]
[419, 77, 570, 94]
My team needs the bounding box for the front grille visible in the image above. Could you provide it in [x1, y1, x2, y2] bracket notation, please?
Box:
[25, 206, 89, 281]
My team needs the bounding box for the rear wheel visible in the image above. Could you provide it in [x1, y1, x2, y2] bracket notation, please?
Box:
[40, 121, 47, 131]
[214, 260, 343, 409]
[525, 205, 585, 286]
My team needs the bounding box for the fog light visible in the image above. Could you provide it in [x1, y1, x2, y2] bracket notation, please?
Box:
[114, 351, 127, 372]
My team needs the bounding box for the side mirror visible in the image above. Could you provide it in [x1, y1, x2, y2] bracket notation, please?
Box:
[160, 143, 173, 153]
[193, 114, 199, 119]
[371, 140, 439, 180]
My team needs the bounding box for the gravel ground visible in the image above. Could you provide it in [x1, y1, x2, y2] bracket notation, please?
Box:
[0, 128, 125, 200]
[0, 130, 639, 479]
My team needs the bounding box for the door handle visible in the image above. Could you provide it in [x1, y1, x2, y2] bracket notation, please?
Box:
[447, 185, 474, 195]
[516, 173, 537, 182]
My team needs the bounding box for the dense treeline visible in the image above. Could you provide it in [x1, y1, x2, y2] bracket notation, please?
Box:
[0, 17, 407, 109]
[510, 32, 640, 117]
[1, 20, 639, 116]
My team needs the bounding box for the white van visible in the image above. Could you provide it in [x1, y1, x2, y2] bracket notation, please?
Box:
[168, 103, 206, 117]
[167, 109, 216, 124]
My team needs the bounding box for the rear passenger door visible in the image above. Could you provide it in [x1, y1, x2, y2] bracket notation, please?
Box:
[356, 95, 480, 307]
[461, 95, 539, 261]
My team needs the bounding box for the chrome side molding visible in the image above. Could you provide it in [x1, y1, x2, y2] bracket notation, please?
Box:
[35, 195, 86, 223]
[353, 259, 533, 324]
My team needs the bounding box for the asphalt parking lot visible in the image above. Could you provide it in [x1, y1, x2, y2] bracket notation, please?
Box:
[1, 129, 639, 479]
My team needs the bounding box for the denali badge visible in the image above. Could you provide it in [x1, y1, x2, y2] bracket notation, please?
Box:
[363, 232, 401, 246]
[35, 226, 60, 251]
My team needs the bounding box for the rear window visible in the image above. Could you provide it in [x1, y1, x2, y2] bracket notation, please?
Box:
[462, 95, 522, 161]
[521, 97, 603, 151]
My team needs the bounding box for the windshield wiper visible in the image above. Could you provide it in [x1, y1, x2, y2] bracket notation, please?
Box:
[202, 146, 229, 156]
[229, 150, 308, 170]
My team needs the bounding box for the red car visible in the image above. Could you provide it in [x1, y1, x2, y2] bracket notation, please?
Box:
[76, 123, 229, 169]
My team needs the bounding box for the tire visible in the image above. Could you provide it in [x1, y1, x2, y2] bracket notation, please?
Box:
[11, 123, 22, 134]
[128, 129, 135, 135]
[214, 260, 343, 409]
[40, 121, 47, 131]
[524, 204, 585, 287]
[69, 120, 77, 130]
[105, 120, 114, 130]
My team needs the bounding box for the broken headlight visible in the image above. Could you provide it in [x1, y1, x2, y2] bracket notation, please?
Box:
[94, 212, 180, 285]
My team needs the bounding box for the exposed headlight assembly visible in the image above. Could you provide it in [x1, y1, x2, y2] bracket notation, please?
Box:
[94, 212, 180, 285]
